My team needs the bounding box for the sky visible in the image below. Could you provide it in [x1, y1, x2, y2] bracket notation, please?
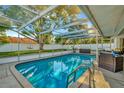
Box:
[6, 30, 24, 37]
[6, 30, 18, 37]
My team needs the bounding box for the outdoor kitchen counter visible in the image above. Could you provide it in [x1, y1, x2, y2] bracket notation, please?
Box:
[99, 51, 123, 72]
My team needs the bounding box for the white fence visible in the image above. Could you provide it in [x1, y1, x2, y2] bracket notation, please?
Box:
[0, 43, 115, 52]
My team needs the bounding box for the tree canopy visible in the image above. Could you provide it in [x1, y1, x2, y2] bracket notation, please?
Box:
[0, 25, 10, 44]
[19, 5, 88, 48]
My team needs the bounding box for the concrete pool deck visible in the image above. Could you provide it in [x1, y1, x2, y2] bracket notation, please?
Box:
[100, 68, 124, 88]
[0, 63, 22, 88]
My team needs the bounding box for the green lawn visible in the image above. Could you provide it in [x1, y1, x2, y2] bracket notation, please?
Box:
[0, 49, 68, 58]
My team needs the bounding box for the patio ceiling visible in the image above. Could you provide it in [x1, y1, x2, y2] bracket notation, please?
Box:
[80, 5, 124, 37]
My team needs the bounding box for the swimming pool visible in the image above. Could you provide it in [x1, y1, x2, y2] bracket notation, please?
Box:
[15, 53, 95, 88]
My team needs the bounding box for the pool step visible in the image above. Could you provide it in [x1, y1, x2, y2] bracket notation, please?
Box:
[93, 70, 110, 88]
[68, 70, 89, 88]
[66, 64, 89, 88]
[69, 69, 110, 88]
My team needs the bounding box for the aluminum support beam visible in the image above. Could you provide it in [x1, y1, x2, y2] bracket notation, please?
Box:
[18, 5, 59, 31]
[39, 19, 89, 35]
[96, 30, 99, 64]
[19, 6, 39, 15]
[0, 15, 23, 24]
[58, 28, 94, 37]
[17, 31, 20, 62]
[69, 36, 95, 39]
[61, 34, 96, 38]
[64, 33, 88, 38]
[56, 19, 88, 30]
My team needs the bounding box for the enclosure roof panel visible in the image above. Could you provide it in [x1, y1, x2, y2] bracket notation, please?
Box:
[0, 5, 97, 39]
[0, 5, 52, 29]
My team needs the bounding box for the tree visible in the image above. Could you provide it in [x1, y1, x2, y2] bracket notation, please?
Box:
[52, 6, 88, 43]
[0, 25, 10, 44]
[20, 19, 53, 50]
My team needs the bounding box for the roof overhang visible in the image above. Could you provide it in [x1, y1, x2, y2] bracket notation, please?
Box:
[80, 5, 124, 38]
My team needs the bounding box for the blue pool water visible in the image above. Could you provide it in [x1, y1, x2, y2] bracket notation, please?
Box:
[16, 53, 95, 88]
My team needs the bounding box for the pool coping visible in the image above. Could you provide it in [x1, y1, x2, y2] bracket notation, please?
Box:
[10, 52, 95, 88]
